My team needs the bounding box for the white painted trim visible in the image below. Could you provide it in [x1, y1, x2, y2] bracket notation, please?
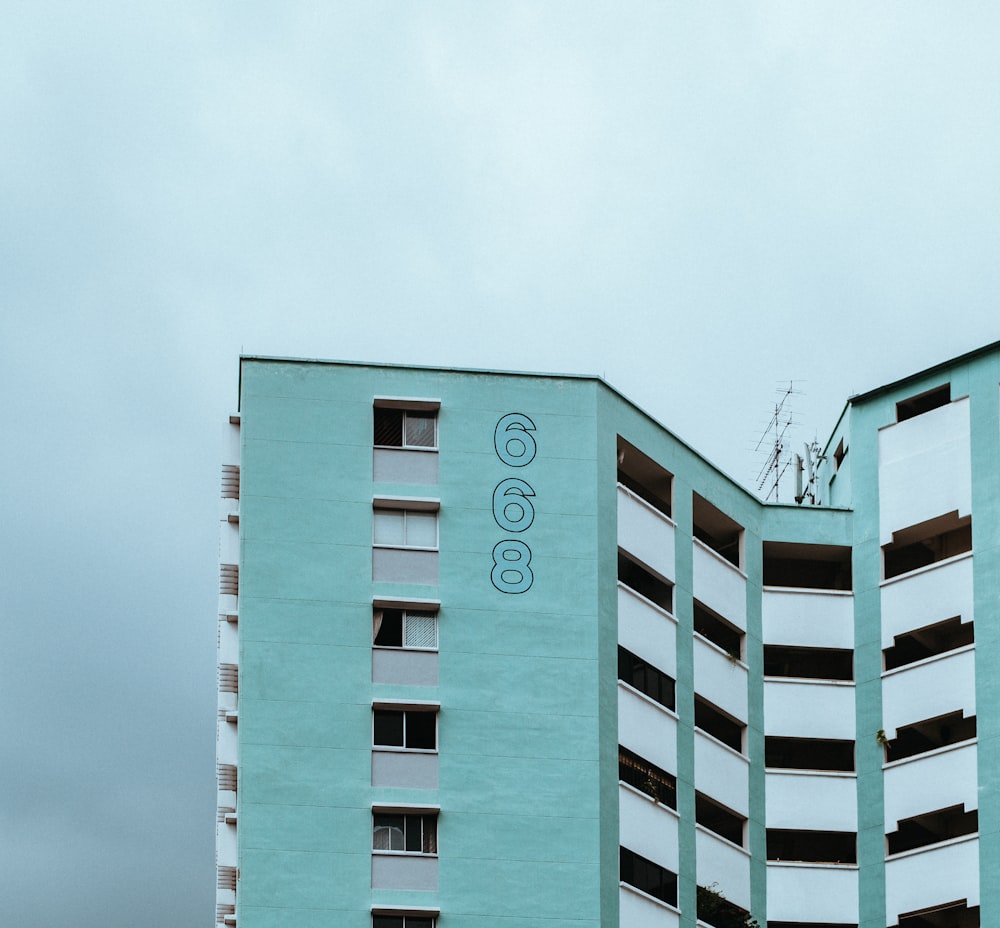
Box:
[617, 681, 679, 721]
[694, 823, 751, 857]
[693, 727, 750, 765]
[618, 780, 681, 817]
[617, 581, 677, 623]
[879, 550, 973, 588]
[881, 642, 976, 679]
[765, 767, 856, 779]
[373, 595, 441, 610]
[762, 585, 854, 597]
[693, 536, 748, 579]
[371, 906, 441, 916]
[372, 496, 441, 511]
[370, 802, 441, 812]
[693, 631, 749, 670]
[882, 737, 977, 771]
[373, 396, 441, 410]
[885, 831, 978, 862]
[763, 676, 855, 688]
[618, 881, 680, 914]
[616, 482, 676, 527]
[766, 860, 859, 870]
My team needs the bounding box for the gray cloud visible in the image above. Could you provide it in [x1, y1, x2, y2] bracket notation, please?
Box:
[2, 3, 999, 924]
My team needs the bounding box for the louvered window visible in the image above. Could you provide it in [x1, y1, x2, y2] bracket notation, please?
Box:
[373, 609, 438, 650]
[219, 565, 239, 596]
[217, 764, 238, 792]
[220, 465, 240, 500]
[374, 408, 437, 449]
[219, 664, 238, 694]
[217, 867, 237, 891]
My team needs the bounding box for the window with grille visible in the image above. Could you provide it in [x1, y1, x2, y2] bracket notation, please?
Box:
[373, 509, 438, 549]
[374, 408, 437, 450]
[374, 708, 437, 750]
[373, 812, 438, 854]
[374, 608, 438, 650]
[618, 745, 676, 808]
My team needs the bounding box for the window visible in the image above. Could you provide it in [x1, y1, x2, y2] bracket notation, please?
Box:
[766, 829, 857, 864]
[372, 812, 437, 854]
[374, 508, 438, 549]
[374, 608, 438, 650]
[882, 511, 971, 580]
[695, 695, 744, 753]
[897, 900, 979, 928]
[885, 711, 976, 763]
[763, 645, 853, 681]
[693, 492, 743, 568]
[697, 884, 756, 928]
[374, 709, 437, 750]
[887, 804, 978, 855]
[374, 408, 437, 449]
[618, 646, 676, 711]
[833, 438, 847, 471]
[694, 600, 743, 660]
[618, 745, 677, 808]
[617, 437, 673, 518]
[373, 916, 435, 928]
[896, 383, 950, 423]
[765, 736, 855, 772]
[763, 542, 852, 590]
[696, 792, 746, 847]
[884, 616, 973, 671]
[618, 551, 673, 611]
[620, 846, 677, 906]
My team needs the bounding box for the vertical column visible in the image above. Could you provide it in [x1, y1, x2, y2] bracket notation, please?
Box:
[850, 400, 888, 928]
[671, 482, 696, 926]
[970, 365, 1000, 927]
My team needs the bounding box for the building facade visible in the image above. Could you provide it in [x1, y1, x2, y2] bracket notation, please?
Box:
[216, 344, 1000, 928]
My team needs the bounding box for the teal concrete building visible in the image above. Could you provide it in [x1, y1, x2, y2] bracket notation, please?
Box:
[216, 344, 999, 928]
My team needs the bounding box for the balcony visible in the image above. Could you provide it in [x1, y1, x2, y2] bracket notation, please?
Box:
[762, 588, 854, 650]
[693, 634, 747, 724]
[619, 683, 677, 775]
[766, 862, 858, 924]
[619, 884, 680, 928]
[694, 730, 748, 818]
[766, 770, 857, 831]
[764, 679, 856, 740]
[692, 540, 746, 632]
[618, 484, 675, 582]
[618, 582, 676, 678]
[878, 397, 971, 546]
[696, 826, 751, 911]
[884, 740, 978, 831]
[885, 834, 979, 923]
[620, 783, 679, 874]
[882, 647, 975, 739]
[880, 553, 973, 648]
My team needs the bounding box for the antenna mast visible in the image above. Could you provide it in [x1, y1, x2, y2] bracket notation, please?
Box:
[753, 381, 799, 502]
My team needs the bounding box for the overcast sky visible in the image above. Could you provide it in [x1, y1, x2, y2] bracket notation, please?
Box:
[2, 4, 999, 925]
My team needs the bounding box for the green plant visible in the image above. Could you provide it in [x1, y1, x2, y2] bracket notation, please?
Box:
[696, 883, 760, 928]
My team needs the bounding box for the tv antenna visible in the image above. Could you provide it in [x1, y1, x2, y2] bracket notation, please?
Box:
[753, 381, 801, 502]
